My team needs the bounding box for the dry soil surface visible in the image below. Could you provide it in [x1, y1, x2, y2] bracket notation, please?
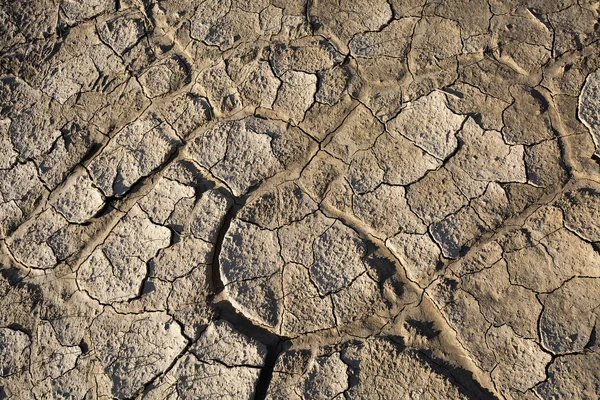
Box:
[1, 0, 600, 398]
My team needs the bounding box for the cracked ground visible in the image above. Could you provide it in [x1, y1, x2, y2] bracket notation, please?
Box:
[1, 0, 600, 398]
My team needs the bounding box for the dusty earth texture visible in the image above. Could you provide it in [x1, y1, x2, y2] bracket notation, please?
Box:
[1, 0, 600, 399]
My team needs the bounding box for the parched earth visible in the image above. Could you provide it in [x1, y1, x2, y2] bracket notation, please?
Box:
[1, 0, 600, 398]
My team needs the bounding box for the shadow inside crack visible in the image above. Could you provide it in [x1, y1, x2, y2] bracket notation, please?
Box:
[419, 349, 499, 400]
[212, 299, 290, 399]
